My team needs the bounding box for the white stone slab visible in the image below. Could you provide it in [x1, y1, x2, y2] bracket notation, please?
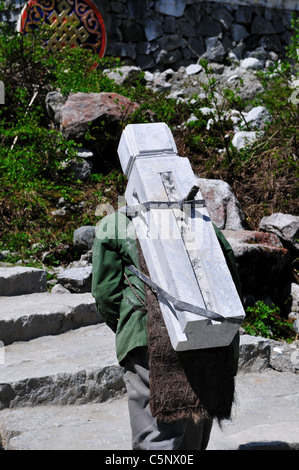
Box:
[118, 123, 245, 351]
[118, 122, 177, 177]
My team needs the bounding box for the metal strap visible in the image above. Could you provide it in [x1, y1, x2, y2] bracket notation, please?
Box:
[127, 265, 242, 325]
[120, 199, 206, 216]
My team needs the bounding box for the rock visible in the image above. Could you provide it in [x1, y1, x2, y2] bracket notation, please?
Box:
[196, 178, 247, 230]
[51, 284, 70, 294]
[231, 24, 249, 42]
[144, 14, 164, 41]
[57, 265, 92, 293]
[232, 130, 263, 149]
[290, 283, 299, 313]
[212, 8, 233, 31]
[238, 335, 271, 372]
[270, 339, 299, 373]
[259, 213, 299, 252]
[62, 158, 93, 181]
[228, 42, 246, 62]
[240, 105, 272, 130]
[155, 0, 186, 18]
[60, 93, 139, 140]
[73, 226, 95, 252]
[185, 63, 202, 75]
[0, 267, 47, 296]
[240, 57, 264, 70]
[198, 16, 222, 37]
[205, 37, 226, 63]
[74, 148, 93, 159]
[222, 230, 291, 296]
[104, 66, 142, 85]
[45, 91, 67, 124]
[251, 16, 275, 36]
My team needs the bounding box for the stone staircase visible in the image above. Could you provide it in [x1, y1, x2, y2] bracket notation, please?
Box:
[0, 266, 299, 450]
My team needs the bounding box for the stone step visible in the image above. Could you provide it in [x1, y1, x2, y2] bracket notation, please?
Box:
[0, 369, 298, 450]
[0, 267, 47, 296]
[0, 324, 124, 409]
[0, 291, 101, 345]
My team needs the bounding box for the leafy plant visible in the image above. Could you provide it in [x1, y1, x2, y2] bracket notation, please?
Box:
[243, 300, 295, 341]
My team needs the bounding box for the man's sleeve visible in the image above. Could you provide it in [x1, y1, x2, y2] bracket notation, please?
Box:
[91, 214, 123, 333]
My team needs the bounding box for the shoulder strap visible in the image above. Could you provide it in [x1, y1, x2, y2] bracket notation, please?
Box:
[127, 265, 241, 325]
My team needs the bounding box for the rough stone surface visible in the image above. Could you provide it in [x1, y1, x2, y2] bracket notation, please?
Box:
[232, 131, 264, 149]
[60, 93, 139, 139]
[57, 265, 92, 293]
[240, 105, 272, 130]
[223, 230, 291, 296]
[0, 368, 298, 450]
[0, 267, 47, 296]
[259, 213, 299, 252]
[73, 226, 95, 251]
[0, 323, 122, 409]
[0, 292, 101, 345]
[197, 178, 247, 230]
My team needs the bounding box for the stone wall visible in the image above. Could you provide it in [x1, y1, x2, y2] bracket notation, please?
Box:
[1, 1, 298, 71]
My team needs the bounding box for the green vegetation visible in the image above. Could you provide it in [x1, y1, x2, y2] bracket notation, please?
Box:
[0, 5, 298, 340]
[244, 300, 294, 342]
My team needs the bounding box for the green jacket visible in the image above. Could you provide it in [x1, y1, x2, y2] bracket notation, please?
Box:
[92, 211, 242, 369]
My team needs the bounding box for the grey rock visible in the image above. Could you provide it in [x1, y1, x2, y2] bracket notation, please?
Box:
[205, 37, 226, 63]
[157, 34, 183, 52]
[197, 16, 222, 36]
[240, 106, 272, 130]
[251, 16, 275, 36]
[50, 284, 70, 294]
[155, 0, 186, 18]
[0, 267, 47, 296]
[212, 8, 233, 30]
[197, 178, 247, 230]
[259, 213, 299, 252]
[45, 91, 67, 124]
[57, 265, 92, 293]
[73, 226, 95, 251]
[234, 6, 253, 25]
[240, 57, 264, 70]
[143, 15, 163, 41]
[238, 335, 271, 372]
[228, 42, 246, 62]
[186, 37, 205, 58]
[185, 63, 202, 75]
[290, 283, 299, 313]
[63, 158, 93, 181]
[231, 24, 249, 42]
[232, 130, 263, 149]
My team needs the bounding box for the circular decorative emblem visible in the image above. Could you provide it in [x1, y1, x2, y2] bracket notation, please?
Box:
[18, 0, 106, 59]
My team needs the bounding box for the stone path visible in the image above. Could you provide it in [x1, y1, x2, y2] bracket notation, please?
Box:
[0, 267, 298, 450]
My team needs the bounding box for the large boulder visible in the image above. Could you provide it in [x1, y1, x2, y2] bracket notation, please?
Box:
[259, 213, 299, 252]
[197, 178, 247, 230]
[60, 92, 140, 140]
[222, 230, 291, 297]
